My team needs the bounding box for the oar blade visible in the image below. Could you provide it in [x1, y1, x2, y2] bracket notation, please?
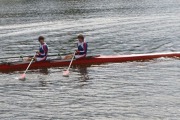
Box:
[19, 73, 26, 80]
[63, 70, 70, 77]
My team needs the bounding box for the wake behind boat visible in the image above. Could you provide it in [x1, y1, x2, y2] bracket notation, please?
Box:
[0, 52, 180, 73]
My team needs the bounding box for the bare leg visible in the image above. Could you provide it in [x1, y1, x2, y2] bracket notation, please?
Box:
[64, 54, 73, 60]
[23, 57, 35, 62]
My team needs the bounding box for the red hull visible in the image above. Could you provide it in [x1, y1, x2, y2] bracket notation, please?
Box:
[0, 52, 180, 72]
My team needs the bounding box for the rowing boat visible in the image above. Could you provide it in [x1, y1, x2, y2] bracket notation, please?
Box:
[0, 52, 180, 72]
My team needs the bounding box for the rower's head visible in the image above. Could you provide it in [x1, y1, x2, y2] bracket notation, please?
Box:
[38, 36, 45, 44]
[77, 34, 84, 43]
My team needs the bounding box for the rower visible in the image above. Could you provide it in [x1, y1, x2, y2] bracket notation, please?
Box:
[64, 34, 88, 60]
[75, 34, 88, 58]
[35, 36, 48, 61]
[26, 36, 48, 62]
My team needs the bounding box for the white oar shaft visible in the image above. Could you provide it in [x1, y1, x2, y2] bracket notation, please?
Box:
[67, 52, 76, 71]
[24, 55, 35, 74]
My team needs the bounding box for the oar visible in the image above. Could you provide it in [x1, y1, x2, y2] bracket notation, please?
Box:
[19, 54, 36, 80]
[63, 51, 76, 77]
[0, 55, 24, 60]
[0, 53, 68, 60]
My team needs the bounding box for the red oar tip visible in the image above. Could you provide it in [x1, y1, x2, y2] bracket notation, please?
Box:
[63, 70, 69, 77]
[19, 73, 26, 80]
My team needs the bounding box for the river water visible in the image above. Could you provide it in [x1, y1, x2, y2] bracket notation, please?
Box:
[0, 0, 180, 119]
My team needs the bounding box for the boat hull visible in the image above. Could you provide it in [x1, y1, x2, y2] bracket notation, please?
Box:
[0, 52, 180, 72]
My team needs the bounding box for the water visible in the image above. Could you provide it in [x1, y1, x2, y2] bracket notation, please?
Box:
[0, 0, 180, 119]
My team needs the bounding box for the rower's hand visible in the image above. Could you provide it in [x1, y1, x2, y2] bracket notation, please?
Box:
[36, 51, 40, 55]
[32, 57, 36, 61]
[75, 50, 80, 54]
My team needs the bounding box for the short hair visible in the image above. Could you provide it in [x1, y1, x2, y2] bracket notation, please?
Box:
[38, 36, 45, 41]
[77, 34, 84, 40]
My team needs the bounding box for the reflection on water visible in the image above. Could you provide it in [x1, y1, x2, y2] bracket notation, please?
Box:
[79, 66, 89, 81]
[38, 80, 48, 87]
[38, 68, 49, 75]
[75, 66, 89, 81]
